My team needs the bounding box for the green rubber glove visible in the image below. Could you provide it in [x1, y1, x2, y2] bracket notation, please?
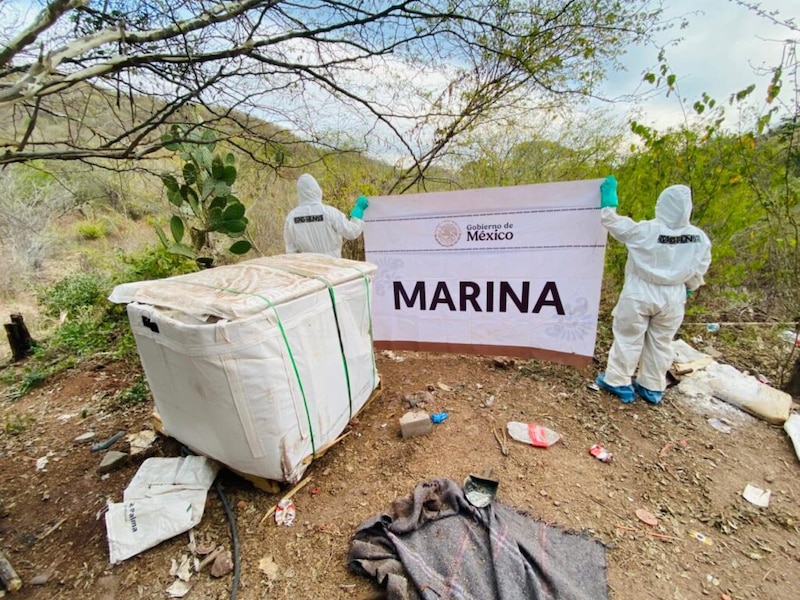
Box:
[600, 175, 618, 208]
[350, 195, 369, 219]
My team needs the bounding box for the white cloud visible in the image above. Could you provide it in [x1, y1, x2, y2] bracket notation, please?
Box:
[601, 0, 796, 131]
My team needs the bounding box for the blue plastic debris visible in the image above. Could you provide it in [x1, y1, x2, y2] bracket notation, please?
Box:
[431, 412, 449, 424]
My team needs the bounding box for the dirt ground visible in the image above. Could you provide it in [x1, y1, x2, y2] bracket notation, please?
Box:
[1, 339, 799, 599]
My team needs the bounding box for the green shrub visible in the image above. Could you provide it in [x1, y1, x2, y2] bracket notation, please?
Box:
[6, 370, 48, 400]
[37, 272, 109, 318]
[76, 220, 109, 240]
[2, 413, 33, 435]
[45, 306, 117, 357]
[111, 376, 151, 409]
[113, 245, 197, 284]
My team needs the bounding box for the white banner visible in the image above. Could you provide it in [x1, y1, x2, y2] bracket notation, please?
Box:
[363, 179, 608, 366]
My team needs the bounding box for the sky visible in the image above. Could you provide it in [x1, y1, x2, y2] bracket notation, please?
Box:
[601, 0, 796, 131]
[1, 0, 796, 160]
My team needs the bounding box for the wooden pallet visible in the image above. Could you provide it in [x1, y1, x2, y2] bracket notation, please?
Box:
[151, 379, 383, 493]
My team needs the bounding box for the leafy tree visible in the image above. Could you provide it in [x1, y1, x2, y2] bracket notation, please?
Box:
[0, 0, 665, 189]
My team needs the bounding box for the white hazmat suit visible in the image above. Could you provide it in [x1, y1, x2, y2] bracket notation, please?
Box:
[284, 174, 365, 258]
[601, 184, 711, 401]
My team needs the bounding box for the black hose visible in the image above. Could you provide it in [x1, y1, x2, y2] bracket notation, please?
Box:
[180, 446, 240, 600]
[214, 478, 241, 600]
[90, 430, 125, 452]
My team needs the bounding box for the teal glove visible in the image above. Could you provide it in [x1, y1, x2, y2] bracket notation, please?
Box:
[686, 288, 692, 298]
[600, 175, 618, 208]
[350, 195, 369, 219]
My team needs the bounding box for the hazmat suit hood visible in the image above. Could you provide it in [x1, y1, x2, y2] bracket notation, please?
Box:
[655, 185, 692, 229]
[297, 173, 323, 207]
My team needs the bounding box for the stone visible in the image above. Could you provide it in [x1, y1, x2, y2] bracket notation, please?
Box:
[30, 570, 53, 585]
[74, 432, 96, 444]
[399, 411, 432, 438]
[97, 451, 128, 474]
[210, 550, 233, 578]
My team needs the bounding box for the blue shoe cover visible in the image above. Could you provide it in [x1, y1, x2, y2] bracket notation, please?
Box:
[596, 373, 635, 404]
[633, 380, 663, 405]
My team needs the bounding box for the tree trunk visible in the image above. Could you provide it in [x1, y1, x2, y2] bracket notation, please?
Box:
[4, 313, 33, 361]
[785, 355, 800, 398]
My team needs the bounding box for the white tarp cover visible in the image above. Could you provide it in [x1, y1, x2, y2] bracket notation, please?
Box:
[105, 455, 219, 563]
[109, 254, 379, 483]
[363, 179, 607, 367]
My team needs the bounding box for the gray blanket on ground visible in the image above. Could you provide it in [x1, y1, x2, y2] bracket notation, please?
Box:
[347, 478, 608, 600]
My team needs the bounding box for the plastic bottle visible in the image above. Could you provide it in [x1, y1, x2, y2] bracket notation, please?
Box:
[706, 323, 720, 333]
[779, 330, 800, 346]
[506, 421, 561, 448]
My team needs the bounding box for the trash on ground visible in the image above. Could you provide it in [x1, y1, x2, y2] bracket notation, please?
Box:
[170, 554, 193, 582]
[127, 429, 157, 456]
[381, 350, 405, 362]
[707, 418, 733, 434]
[259, 477, 312, 526]
[348, 478, 608, 599]
[275, 498, 296, 526]
[706, 323, 720, 333]
[673, 340, 792, 424]
[400, 411, 432, 438]
[431, 412, 449, 424]
[672, 339, 715, 373]
[589, 444, 613, 462]
[166, 580, 192, 598]
[259, 555, 281, 581]
[588, 382, 600, 392]
[690, 531, 713, 545]
[784, 413, 800, 463]
[0, 549, 22, 593]
[506, 421, 561, 448]
[779, 330, 800, 346]
[635, 508, 658, 527]
[464, 470, 499, 508]
[742, 484, 771, 508]
[436, 382, 454, 392]
[105, 455, 220, 563]
[91, 430, 126, 452]
[35, 454, 50, 472]
[196, 546, 224, 572]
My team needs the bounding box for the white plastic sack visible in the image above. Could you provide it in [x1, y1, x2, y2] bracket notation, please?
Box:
[785, 413, 800, 463]
[106, 456, 219, 563]
[671, 339, 714, 372]
[677, 361, 791, 425]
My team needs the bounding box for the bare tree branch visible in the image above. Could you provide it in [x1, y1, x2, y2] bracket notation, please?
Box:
[0, 0, 666, 175]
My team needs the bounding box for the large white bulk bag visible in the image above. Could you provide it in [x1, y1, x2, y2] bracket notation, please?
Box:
[109, 254, 379, 483]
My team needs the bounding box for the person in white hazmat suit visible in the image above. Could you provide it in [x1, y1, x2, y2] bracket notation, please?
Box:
[284, 173, 369, 257]
[596, 176, 712, 404]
